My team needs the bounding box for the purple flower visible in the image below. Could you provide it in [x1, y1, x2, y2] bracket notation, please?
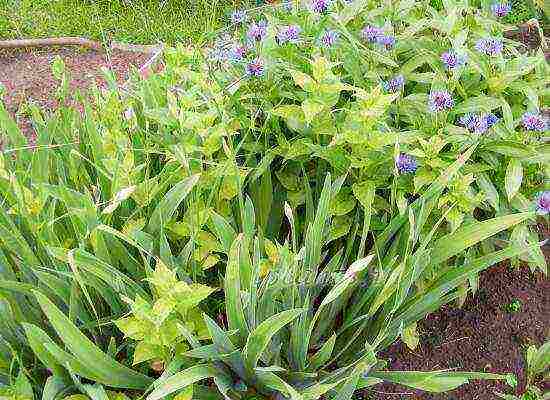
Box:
[310, 0, 332, 13]
[361, 25, 383, 42]
[459, 113, 499, 133]
[383, 74, 405, 93]
[231, 10, 247, 24]
[535, 191, 550, 215]
[475, 37, 503, 57]
[247, 20, 268, 42]
[428, 90, 454, 112]
[491, 2, 511, 18]
[228, 45, 247, 61]
[246, 59, 264, 77]
[522, 112, 548, 132]
[441, 50, 467, 69]
[377, 35, 396, 50]
[277, 24, 301, 44]
[396, 153, 418, 174]
[459, 114, 479, 131]
[458, 113, 499, 134]
[462, 114, 485, 133]
[320, 30, 339, 47]
[485, 113, 499, 127]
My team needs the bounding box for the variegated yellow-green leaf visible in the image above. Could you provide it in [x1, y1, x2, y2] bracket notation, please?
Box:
[504, 159, 523, 201]
[290, 70, 316, 91]
[148, 174, 200, 231]
[311, 56, 334, 82]
[430, 212, 534, 266]
[147, 365, 221, 400]
[371, 371, 507, 393]
[302, 98, 325, 124]
[476, 172, 499, 211]
[330, 189, 357, 216]
[271, 105, 307, 132]
[329, 215, 352, 241]
[243, 309, 304, 370]
[132, 342, 163, 365]
[32, 291, 152, 389]
[224, 235, 249, 343]
[173, 386, 193, 400]
[402, 323, 420, 350]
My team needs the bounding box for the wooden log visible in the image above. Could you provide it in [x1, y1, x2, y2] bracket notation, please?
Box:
[0, 37, 161, 54]
[0, 37, 103, 50]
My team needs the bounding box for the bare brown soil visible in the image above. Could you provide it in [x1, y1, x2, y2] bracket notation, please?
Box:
[0, 46, 148, 139]
[371, 257, 549, 399]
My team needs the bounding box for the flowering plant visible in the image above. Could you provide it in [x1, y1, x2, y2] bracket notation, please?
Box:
[201, 0, 548, 278]
[0, 0, 547, 399]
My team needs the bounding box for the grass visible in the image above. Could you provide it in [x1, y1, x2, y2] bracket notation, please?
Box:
[1, 0, 547, 45]
[0, 0, 252, 45]
[503, 0, 540, 24]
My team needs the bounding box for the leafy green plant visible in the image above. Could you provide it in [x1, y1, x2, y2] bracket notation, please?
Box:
[0, 0, 548, 398]
[496, 341, 549, 400]
[148, 172, 532, 399]
[503, 298, 523, 313]
[114, 261, 215, 368]
[192, 0, 549, 281]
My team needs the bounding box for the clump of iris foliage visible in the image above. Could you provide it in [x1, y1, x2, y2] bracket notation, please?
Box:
[0, 0, 549, 399]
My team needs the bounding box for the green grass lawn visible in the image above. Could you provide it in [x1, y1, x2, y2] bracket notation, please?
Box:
[0, 0, 547, 46]
[0, 0, 251, 45]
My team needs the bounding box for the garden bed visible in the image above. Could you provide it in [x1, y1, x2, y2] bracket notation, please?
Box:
[0, 1, 548, 399]
[0, 46, 149, 139]
[375, 259, 549, 399]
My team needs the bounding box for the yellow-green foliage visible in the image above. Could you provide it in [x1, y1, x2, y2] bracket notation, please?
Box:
[115, 262, 215, 366]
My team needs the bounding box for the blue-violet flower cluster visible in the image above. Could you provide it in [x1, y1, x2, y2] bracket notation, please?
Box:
[475, 37, 503, 57]
[246, 59, 264, 77]
[361, 25, 395, 50]
[491, 2, 511, 18]
[320, 30, 339, 47]
[522, 112, 548, 132]
[310, 0, 332, 13]
[383, 75, 405, 93]
[428, 90, 454, 112]
[247, 20, 268, 42]
[231, 10, 247, 24]
[396, 153, 418, 174]
[459, 113, 499, 134]
[441, 50, 467, 69]
[277, 25, 301, 44]
[229, 45, 247, 61]
[535, 191, 550, 215]
[361, 25, 382, 42]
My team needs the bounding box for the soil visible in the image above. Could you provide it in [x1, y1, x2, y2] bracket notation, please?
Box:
[371, 252, 549, 399]
[0, 46, 149, 140]
[503, 19, 550, 62]
[504, 20, 543, 51]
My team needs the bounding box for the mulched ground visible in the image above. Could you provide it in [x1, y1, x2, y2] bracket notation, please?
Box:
[371, 250, 549, 400]
[0, 46, 149, 140]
